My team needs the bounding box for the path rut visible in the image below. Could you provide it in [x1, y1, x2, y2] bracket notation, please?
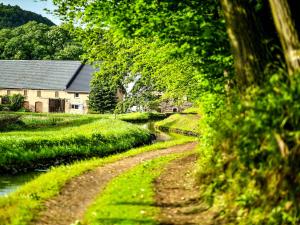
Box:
[31, 142, 197, 225]
[155, 154, 217, 225]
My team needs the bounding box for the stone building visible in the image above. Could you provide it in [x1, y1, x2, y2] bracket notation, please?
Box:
[159, 97, 193, 113]
[0, 60, 122, 114]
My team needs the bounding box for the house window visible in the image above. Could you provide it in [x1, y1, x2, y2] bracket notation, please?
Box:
[71, 104, 79, 109]
[7, 90, 10, 95]
[37, 90, 41, 97]
[24, 90, 28, 96]
[55, 91, 59, 98]
[74, 93, 79, 98]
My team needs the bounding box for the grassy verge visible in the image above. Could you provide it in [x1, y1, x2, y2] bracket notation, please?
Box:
[155, 113, 200, 136]
[0, 134, 195, 225]
[0, 112, 107, 131]
[0, 118, 151, 173]
[83, 152, 193, 225]
[117, 112, 167, 123]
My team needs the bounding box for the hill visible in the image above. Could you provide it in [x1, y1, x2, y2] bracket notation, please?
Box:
[0, 3, 55, 29]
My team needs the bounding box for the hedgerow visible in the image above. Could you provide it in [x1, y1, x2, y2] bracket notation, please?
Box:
[198, 71, 300, 224]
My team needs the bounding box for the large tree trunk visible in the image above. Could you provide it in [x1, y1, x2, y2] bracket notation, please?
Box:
[220, 0, 269, 90]
[268, 0, 300, 75]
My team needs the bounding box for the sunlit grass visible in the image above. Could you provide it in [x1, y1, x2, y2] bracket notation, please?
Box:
[83, 152, 193, 225]
[155, 113, 200, 135]
[0, 134, 194, 225]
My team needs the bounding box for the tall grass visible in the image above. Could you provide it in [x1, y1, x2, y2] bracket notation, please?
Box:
[0, 118, 151, 173]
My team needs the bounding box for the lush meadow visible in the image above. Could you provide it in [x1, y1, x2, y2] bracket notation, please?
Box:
[155, 112, 200, 137]
[0, 133, 195, 225]
[0, 113, 152, 173]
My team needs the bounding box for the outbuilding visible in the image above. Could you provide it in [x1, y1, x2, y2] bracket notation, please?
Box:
[0, 60, 96, 114]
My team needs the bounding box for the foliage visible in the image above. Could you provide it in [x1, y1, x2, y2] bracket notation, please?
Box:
[0, 94, 25, 111]
[83, 153, 187, 225]
[0, 133, 194, 225]
[79, 29, 198, 111]
[7, 94, 25, 111]
[49, 0, 300, 223]
[0, 21, 83, 60]
[0, 114, 22, 131]
[0, 3, 54, 29]
[0, 117, 151, 173]
[89, 74, 118, 113]
[52, 0, 231, 110]
[197, 71, 300, 224]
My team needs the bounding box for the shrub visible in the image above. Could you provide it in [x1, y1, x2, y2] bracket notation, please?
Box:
[0, 114, 22, 131]
[0, 94, 25, 111]
[198, 71, 300, 224]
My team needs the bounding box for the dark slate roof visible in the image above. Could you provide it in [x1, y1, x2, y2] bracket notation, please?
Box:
[66, 64, 96, 93]
[0, 60, 96, 92]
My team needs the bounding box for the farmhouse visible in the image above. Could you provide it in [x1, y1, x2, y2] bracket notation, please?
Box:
[0, 60, 119, 114]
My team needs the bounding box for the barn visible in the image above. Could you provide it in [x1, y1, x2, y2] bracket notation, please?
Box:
[0, 60, 95, 114]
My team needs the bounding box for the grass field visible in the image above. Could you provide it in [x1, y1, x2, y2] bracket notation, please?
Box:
[117, 112, 167, 123]
[0, 134, 195, 225]
[155, 113, 200, 136]
[83, 153, 189, 225]
[0, 113, 152, 173]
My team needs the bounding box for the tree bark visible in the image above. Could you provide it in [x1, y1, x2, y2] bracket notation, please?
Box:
[268, 0, 300, 75]
[220, 0, 269, 90]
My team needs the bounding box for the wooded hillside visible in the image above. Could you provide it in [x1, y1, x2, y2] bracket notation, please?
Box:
[0, 3, 55, 29]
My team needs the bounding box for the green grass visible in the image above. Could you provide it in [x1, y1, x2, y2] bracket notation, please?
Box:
[0, 134, 195, 225]
[83, 152, 193, 225]
[0, 112, 108, 131]
[0, 117, 151, 173]
[117, 112, 167, 123]
[155, 113, 200, 136]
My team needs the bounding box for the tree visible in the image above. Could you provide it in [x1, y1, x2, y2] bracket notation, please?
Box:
[52, 0, 231, 107]
[88, 74, 118, 113]
[0, 21, 83, 60]
[268, 0, 300, 75]
[51, 0, 300, 223]
[220, 0, 271, 89]
[0, 3, 55, 28]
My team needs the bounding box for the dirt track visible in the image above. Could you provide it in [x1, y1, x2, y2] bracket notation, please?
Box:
[31, 142, 197, 225]
[155, 154, 217, 225]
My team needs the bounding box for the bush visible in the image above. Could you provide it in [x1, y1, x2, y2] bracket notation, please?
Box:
[198, 71, 300, 224]
[0, 94, 25, 111]
[0, 114, 22, 131]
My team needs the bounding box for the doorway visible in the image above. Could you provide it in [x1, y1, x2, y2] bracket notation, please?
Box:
[49, 99, 65, 113]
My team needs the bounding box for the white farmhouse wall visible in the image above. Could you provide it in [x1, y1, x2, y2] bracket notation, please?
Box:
[0, 89, 89, 114]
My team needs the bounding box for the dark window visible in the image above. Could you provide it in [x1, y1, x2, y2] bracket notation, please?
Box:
[71, 104, 79, 109]
[55, 91, 59, 98]
[74, 93, 79, 98]
[37, 90, 41, 97]
[7, 90, 10, 95]
[24, 90, 28, 96]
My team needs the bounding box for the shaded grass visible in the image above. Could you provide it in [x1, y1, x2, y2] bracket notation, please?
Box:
[83, 152, 193, 225]
[117, 112, 167, 123]
[155, 113, 200, 136]
[0, 134, 195, 225]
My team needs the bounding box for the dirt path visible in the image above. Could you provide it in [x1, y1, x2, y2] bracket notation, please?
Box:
[31, 142, 197, 225]
[155, 154, 217, 225]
